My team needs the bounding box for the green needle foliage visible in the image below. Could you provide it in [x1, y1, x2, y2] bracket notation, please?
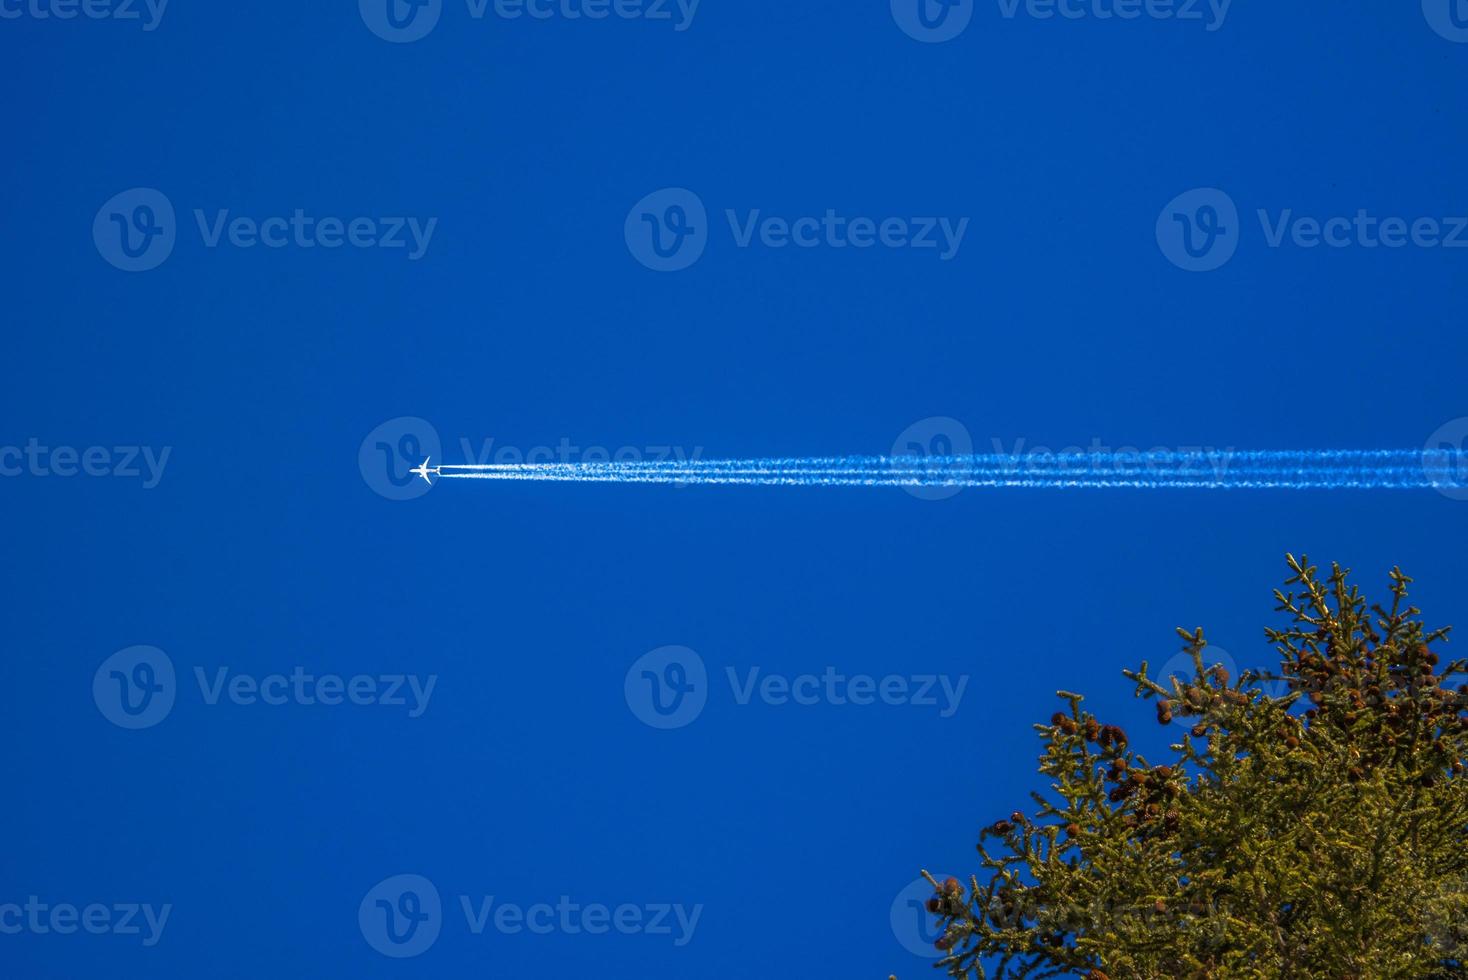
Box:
[916, 556, 1468, 979]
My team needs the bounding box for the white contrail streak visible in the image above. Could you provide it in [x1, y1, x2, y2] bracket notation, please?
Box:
[429, 449, 1465, 490]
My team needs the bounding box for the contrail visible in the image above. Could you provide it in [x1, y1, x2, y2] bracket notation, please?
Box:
[428, 449, 1466, 490]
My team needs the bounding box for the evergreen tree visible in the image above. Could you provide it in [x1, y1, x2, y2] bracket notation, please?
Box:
[913, 556, 1467, 979]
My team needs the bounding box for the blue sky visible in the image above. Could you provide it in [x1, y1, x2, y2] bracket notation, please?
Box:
[2, 1, 1467, 976]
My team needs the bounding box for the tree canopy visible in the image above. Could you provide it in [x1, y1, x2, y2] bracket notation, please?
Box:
[916, 556, 1468, 979]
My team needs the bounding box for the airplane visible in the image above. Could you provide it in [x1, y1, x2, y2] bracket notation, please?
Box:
[410, 458, 439, 484]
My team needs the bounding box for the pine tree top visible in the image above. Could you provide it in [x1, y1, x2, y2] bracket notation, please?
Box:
[914, 555, 1468, 979]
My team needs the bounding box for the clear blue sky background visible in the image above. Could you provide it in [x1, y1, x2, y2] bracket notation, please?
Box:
[3, 2, 1467, 976]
